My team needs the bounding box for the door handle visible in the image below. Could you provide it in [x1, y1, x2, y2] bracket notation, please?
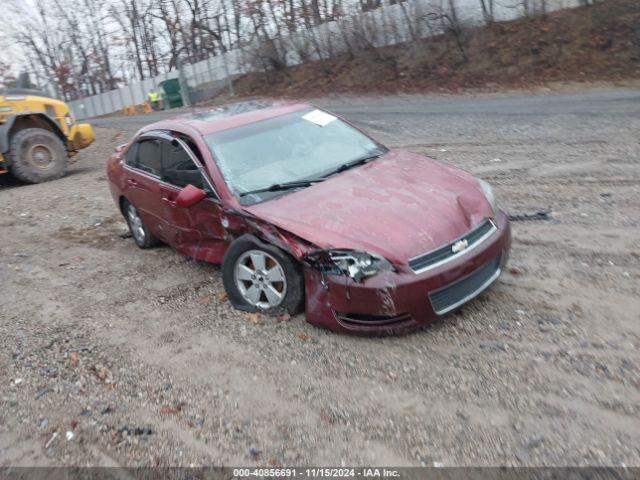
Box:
[127, 178, 138, 185]
[162, 196, 177, 207]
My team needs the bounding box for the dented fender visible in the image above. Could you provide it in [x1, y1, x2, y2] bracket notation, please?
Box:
[220, 207, 318, 260]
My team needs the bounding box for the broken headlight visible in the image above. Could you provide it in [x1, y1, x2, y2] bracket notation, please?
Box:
[478, 178, 498, 216]
[306, 249, 393, 282]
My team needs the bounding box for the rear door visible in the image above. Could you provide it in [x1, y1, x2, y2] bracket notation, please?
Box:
[122, 137, 166, 240]
[158, 136, 227, 261]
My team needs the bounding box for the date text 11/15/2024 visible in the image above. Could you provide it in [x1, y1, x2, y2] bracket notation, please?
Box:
[232, 468, 401, 478]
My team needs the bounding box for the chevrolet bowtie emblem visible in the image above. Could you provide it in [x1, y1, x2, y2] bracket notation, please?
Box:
[452, 239, 469, 254]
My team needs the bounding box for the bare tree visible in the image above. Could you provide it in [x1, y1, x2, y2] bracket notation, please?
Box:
[479, 0, 495, 24]
[4, 0, 517, 101]
[113, 0, 147, 80]
[426, 0, 469, 64]
[0, 60, 17, 88]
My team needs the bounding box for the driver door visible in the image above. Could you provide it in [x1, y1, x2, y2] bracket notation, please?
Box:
[158, 137, 227, 262]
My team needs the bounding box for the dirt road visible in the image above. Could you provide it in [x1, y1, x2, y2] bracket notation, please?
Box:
[1, 88, 639, 467]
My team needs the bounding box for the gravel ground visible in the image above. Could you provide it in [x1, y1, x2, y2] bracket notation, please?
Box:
[1, 88, 639, 467]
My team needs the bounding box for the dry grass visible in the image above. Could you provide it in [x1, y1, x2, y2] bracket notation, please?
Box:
[234, 0, 640, 96]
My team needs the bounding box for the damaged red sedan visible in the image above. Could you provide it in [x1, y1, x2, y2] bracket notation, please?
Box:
[107, 100, 511, 332]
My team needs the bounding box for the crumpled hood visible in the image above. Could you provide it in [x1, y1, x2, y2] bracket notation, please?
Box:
[244, 150, 493, 264]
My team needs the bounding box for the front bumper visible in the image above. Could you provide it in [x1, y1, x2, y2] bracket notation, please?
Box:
[303, 210, 511, 333]
[69, 123, 96, 151]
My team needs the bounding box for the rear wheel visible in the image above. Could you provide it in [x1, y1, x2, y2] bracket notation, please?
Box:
[222, 235, 304, 315]
[122, 199, 160, 249]
[8, 128, 68, 183]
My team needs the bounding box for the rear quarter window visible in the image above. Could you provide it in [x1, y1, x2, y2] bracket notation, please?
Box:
[124, 143, 138, 167]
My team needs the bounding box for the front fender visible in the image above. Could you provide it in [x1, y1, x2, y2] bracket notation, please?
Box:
[0, 112, 68, 159]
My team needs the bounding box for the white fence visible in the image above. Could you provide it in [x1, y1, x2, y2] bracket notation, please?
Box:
[67, 0, 580, 119]
[68, 49, 245, 119]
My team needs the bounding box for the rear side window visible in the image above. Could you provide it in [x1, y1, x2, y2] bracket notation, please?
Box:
[161, 140, 204, 189]
[136, 139, 161, 176]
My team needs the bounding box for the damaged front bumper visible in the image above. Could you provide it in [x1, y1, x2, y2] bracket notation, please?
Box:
[303, 211, 511, 333]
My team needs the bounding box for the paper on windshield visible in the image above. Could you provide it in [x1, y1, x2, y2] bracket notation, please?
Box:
[302, 109, 337, 127]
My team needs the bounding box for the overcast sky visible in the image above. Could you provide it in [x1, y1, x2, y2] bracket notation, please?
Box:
[1, 0, 30, 73]
[0, 30, 18, 68]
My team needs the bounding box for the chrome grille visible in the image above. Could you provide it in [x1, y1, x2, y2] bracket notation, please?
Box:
[409, 219, 496, 274]
[429, 254, 502, 315]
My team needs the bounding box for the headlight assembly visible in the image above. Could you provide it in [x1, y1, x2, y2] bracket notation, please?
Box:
[478, 178, 498, 216]
[305, 249, 393, 282]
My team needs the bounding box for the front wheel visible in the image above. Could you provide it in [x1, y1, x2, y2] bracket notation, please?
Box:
[222, 235, 304, 315]
[8, 128, 68, 184]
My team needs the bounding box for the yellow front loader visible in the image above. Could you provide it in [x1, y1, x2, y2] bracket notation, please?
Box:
[0, 89, 95, 183]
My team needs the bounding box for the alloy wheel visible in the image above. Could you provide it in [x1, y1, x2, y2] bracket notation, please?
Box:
[126, 204, 146, 245]
[234, 249, 287, 309]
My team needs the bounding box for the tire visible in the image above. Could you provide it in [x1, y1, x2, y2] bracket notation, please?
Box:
[222, 235, 305, 315]
[7, 128, 68, 184]
[122, 199, 161, 249]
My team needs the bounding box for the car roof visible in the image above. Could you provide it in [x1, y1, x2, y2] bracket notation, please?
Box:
[143, 99, 313, 136]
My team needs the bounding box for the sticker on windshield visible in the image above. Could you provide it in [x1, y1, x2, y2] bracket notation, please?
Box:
[302, 109, 337, 127]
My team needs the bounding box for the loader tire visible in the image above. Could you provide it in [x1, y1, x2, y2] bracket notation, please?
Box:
[8, 128, 68, 184]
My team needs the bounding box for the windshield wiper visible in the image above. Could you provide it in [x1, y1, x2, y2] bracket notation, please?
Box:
[238, 150, 386, 197]
[333, 151, 386, 175]
[239, 179, 325, 197]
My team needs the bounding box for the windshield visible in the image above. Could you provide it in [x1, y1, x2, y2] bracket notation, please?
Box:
[204, 108, 385, 202]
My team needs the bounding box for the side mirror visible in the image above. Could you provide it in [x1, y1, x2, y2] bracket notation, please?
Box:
[175, 184, 207, 208]
[115, 143, 128, 154]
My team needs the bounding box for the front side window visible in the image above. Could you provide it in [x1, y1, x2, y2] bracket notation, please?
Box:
[136, 139, 161, 176]
[204, 109, 385, 201]
[161, 139, 204, 190]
